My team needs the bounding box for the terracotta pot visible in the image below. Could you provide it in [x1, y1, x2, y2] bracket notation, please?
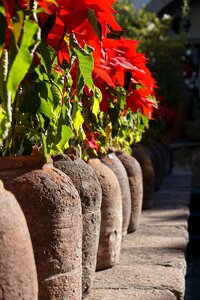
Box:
[116, 150, 143, 233]
[101, 152, 131, 236]
[53, 154, 102, 297]
[88, 158, 122, 271]
[0, 180, 38, 299]
[132, 144, 155, 209]
[0, 155, 82, 300]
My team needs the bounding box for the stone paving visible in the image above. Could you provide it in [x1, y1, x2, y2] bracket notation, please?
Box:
[85, 171, 192, 300]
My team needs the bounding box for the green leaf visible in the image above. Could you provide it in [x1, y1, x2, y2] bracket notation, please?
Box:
[38, 43, 52, 74]
[70, 34, 94, 90]
[72, 101, 84, 132]
[87, 9, 101, 40]
[0, 50, 12, 141]
[12, 10, 24, 45]
[0, 106, 10, 142]
[39, 98, 53, 120]
[47, 106, 73, 156]
[55, 124, 73, 152]
[92, 88, 102, 117]
[7, 18, 40, 102]
[51, 81, 62, 108]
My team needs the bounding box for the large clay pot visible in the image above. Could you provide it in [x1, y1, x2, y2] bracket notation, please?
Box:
[132, 144, 155, 209]
[88, 158, 122, 271]
[0, 155, 82, 300]
[116, 150, 143, 233]
[101, 152, 131, 236]
[53, 154, 102, 297]
[0, 180, 38, 300]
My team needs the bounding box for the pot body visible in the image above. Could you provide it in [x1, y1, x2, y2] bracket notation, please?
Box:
[132, 144, 155, 209]
[101, 153, 131, 236]
[0, 156, 82, 300]
[116, 150, 143, 232]
[88, 158, 122, 271]
[54, 157, 102, 297]
[0, 180, 38, 300]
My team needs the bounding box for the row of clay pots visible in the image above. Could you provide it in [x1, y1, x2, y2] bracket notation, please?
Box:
[0, 151, 143, 299]
[54, 149, 143, 273]
[0, 143, 171, 299]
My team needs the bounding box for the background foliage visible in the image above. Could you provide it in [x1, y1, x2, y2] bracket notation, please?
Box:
[115, 0, 187, 143]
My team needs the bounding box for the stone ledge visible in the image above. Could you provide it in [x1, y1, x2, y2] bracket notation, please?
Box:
[85, 288, 177, 300]
[86, 172, 191, 300]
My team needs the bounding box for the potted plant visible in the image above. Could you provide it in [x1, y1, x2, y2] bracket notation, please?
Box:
[0, 1, 84, 299]
[78, 35, 157, 220]
[0, 0, 159, 297]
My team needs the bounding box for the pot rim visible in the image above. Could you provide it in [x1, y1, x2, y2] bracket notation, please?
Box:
[0, 155, 50, 171]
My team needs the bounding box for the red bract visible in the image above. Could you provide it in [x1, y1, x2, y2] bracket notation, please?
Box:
[39, 0, 121, 33]
[94, 37, 146, 88]
[2, 0, 28, 24]
[85, 131, 99, 151]
[105, 37, 157, 90]
[2, 0, 16, 24]
[1, 0, 29, 49]
[84, 0, 121, 32]
[46, 15, 70, 65]
[18, 0, 28, 9]
[126, 88, 157, 119]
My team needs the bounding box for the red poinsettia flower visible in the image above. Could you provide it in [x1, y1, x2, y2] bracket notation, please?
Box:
[38, 0, 121, 66]
[39, 0, 121, 33]
[126, 88, 157, 119]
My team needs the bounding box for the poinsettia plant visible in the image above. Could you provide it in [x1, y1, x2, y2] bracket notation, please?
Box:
[78, 33, 157, 155]
[0, 0, 158, 157]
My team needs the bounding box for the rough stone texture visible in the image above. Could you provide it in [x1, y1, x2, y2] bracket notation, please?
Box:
[0, 156, 82, 300]
[140, 208, 189, 227]
[121, 243, 187, 272]
[132, 144, 155, 209]
[116, 150, 143, 233]
[54, 157, 102, 297]
[88, 158, 122, 271]
[85, 170, 191, 300]
[91, 264, 185, 298]
[85, 288, 177, 300]
[101, 153, 131, 235]
[0, 180, 38, 300]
